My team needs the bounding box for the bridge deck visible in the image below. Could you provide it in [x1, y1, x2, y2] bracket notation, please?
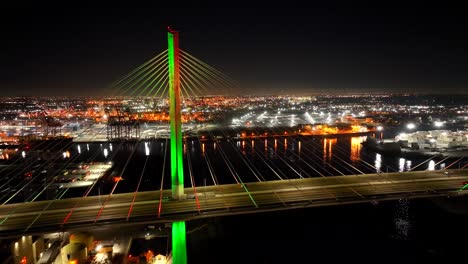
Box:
[0, 169, 468, 237]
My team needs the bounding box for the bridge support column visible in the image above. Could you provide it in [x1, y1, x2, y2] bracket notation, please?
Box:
[168, 27, 185, 200]
[172, 221, 187, 264]
[168, 27, 187, 264]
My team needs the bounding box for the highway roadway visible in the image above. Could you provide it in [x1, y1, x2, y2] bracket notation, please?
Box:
[1, 169, 468, 237]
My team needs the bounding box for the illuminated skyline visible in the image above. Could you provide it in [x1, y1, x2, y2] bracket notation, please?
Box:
[1, 4, 467, 96]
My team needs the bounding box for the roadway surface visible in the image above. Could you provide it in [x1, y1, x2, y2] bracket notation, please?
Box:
[1, 169, 468, 237]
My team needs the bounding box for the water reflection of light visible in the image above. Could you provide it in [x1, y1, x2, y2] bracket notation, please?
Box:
[323, 138, 337, 162]
[144, 142, 150, 156]
[298, 141, 301, 156]
[328, 138, 336, 160]
[350, 137, 362, 162]
[264, 139, 268, 152]
[251, 140, 254, 149]
[440, 163, 445, 170]
[103, 148, 108, 158]
[86, 143, 90, 151]
[323, 139, 327, 162]
[202, 143, 205, 153]
[77, 145, 81, 154]
[109, 143, 113, 152]
[375, 153, 382, 173]
[62, 151, 70, 159]
[214, 142, 217, 150]
[406, 160, 412, 171]
[428, 160, 435, 170]
[399, 158, 405, 172]
[393, 199, 411, 240]
[274, 139, 278, 152]
[22, 151, 26, 158]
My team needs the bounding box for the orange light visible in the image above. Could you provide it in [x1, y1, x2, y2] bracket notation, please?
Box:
[113, 176, 123, 183]
[68, 260, 77, 264]
[20, 256, 27, 264]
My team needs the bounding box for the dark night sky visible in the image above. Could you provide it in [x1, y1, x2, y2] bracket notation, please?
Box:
[1, 3, 467, 96]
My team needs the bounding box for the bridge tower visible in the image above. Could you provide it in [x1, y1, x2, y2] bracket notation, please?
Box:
[168, 27, 185, 200]
[168, 27, 187, 264]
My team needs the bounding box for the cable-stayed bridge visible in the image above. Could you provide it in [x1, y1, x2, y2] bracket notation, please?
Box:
[1, 28, 468, 263]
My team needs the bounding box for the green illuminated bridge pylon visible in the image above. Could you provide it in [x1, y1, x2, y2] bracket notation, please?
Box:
[168, 27, 185, 201]
[106, 26, 236, 264]
[167, 27, 187, 264]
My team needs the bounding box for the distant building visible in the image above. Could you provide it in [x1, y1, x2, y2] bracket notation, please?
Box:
[397, 130, 468, 150]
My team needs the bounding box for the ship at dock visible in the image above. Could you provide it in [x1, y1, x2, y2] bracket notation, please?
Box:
[397, 129, 468, 158]
[362, 129, 468, 158]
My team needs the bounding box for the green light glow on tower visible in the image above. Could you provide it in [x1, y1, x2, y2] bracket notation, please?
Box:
[168, 28, 184, 200]
[168, 27, 187, 264]
[172, 221, 187, 264]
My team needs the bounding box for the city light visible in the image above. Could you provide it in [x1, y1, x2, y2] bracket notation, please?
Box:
[406, 123, 416, 130]
[434, 121, 444, 127]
